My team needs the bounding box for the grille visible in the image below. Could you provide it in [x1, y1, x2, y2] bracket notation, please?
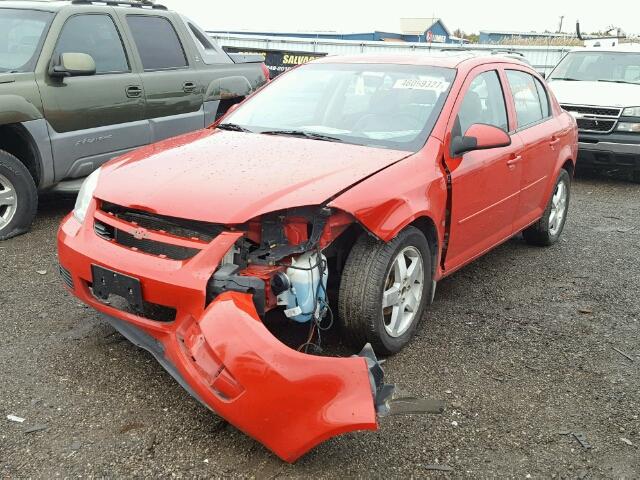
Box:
[561, 105, 622, 117]
[94, 220, 200, 260]
[59, 264, 74, 289]
[101, 202, 223, 242]
[561, 104, 621, 133]
[576, 119, 617, 132]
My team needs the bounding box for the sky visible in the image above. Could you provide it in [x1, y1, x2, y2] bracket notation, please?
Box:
[161, 0, 640, 36]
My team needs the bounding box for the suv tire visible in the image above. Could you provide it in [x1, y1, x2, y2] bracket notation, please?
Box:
[0, 150, 38, 240]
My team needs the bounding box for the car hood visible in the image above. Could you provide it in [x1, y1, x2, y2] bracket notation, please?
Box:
[548, 79, 640, 108]
[96, 129, 412, 224]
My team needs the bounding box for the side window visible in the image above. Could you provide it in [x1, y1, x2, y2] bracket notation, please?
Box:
[506, 70, 546, 129]
[126, 16, 187, 71]
[54, 14, 129, 74]
[534, 77, 550, 118]
[455, 71, 508, 136]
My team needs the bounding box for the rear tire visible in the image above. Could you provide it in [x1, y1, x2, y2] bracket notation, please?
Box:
[523, 169, 571, 247]
[0, 150, 38, 240]
[338, 226, 432, 356]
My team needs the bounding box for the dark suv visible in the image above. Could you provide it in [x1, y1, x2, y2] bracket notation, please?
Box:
[0, 0, 268, 239]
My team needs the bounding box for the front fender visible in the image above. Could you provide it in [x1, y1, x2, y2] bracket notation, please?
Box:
[329, 138, 448, 243]
[0, 94, 43, 124]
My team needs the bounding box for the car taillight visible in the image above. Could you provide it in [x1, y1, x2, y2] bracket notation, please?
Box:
[260, 63, 270, 82]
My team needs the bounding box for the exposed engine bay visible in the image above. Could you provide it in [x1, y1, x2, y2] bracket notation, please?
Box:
[206, 206, 352, 352]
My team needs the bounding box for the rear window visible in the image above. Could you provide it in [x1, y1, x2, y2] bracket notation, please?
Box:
[126, 15, 187, 71]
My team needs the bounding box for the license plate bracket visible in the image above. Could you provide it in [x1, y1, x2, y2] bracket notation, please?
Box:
[91, 265, 143, 311]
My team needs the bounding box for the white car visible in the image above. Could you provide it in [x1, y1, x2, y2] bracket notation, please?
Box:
[547, 45, 640, 181]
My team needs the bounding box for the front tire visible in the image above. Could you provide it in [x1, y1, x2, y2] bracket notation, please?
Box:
[0, 150, 38, 240]
[523, 169, 571, 246]
[338, 226, 432, 356]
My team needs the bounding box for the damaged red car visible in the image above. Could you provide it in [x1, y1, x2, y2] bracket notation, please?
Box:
[58, 53, 578, 462]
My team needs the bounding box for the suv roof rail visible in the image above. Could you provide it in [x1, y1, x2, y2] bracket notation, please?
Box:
[70, 0, 168, 10]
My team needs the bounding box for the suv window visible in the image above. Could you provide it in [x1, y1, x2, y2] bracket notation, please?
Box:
[506, 70, 547, 128]
[0, 8, 54, 73]
[126, 16, 187, 71]
[54, 14, 129, 74]
[456, 71, 508, 135]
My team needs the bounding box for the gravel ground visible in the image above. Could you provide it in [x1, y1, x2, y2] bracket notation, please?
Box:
[1, 177, 639, 479]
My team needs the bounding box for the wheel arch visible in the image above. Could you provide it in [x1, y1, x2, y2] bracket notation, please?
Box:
[562, 158, 575, 178]
[407, 216, 439, 279]
[0, 123, 42, 186]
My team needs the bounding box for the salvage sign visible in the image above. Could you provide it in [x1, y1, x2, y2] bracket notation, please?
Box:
[223, 47, 326, 77]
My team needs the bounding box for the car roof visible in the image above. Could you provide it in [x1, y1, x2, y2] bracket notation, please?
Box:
[0, 0, 169, 12]
[312, 52, 531, 71]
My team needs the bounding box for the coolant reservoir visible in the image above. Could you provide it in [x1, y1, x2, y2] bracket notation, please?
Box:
[277, 251, 328, 323]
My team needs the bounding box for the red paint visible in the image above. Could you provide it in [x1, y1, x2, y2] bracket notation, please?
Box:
[58, 55, 576, 461]
[463, 123, 512, 150]
[94, 130, 411, 225]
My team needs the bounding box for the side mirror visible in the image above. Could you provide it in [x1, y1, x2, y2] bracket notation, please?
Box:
[451, 124, 511, 157]
[49, 53, 96, 78]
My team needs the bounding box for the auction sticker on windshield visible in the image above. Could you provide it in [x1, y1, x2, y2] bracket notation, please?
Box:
[393, 78, 449, 92]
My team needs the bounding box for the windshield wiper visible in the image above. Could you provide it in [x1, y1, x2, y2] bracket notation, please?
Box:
[260, 130, 343, 143]
[217, 123, 253, 133]
[550, 77, 581, 81]
[597, 79, 638, 85]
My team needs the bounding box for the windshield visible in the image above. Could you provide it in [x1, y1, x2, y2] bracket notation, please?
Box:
[0, 9, 54, 73]
[549, 51, 640, 84]
[223, 63, 456, 151]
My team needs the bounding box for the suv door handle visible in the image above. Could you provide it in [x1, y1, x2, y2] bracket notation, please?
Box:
[183, 81, 197, 93]
[126, 85, 143, 98]
[549, 137, 561, 146]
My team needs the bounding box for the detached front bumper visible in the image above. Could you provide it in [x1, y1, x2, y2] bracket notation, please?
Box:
[58, 212, 377, 462]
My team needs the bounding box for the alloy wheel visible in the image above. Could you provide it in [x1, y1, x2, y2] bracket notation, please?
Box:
[382, 246, 425, 338]
[0, 173, 18, 229]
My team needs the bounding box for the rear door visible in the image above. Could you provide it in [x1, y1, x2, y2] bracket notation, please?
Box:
[504, 69, 559, 230]
[121, 13, 204, 142]
[443, 66, 524, 272]
[37, 11, 148, 181]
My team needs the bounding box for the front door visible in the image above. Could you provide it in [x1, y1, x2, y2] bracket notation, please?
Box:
[123, 14, 204, 143]
[443, 67, 523, 272]
[37, 12, 148, 181]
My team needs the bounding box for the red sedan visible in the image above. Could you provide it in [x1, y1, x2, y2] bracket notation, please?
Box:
[58, 53, 578, 461]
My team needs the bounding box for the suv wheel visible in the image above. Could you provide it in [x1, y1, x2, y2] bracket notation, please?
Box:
[338, 226, 432, 356]
[0, 150, 38, 240]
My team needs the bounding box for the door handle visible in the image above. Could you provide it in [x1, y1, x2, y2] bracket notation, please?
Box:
[126, 85, 143, 98]
[183, 81, 197, 93]
[549, 137, 561, 146]
[507, 155, 522, 167]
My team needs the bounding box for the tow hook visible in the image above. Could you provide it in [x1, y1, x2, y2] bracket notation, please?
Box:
[358, 343, 446, 417]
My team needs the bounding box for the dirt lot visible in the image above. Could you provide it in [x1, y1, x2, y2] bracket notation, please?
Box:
[1, 177, 639, 479]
